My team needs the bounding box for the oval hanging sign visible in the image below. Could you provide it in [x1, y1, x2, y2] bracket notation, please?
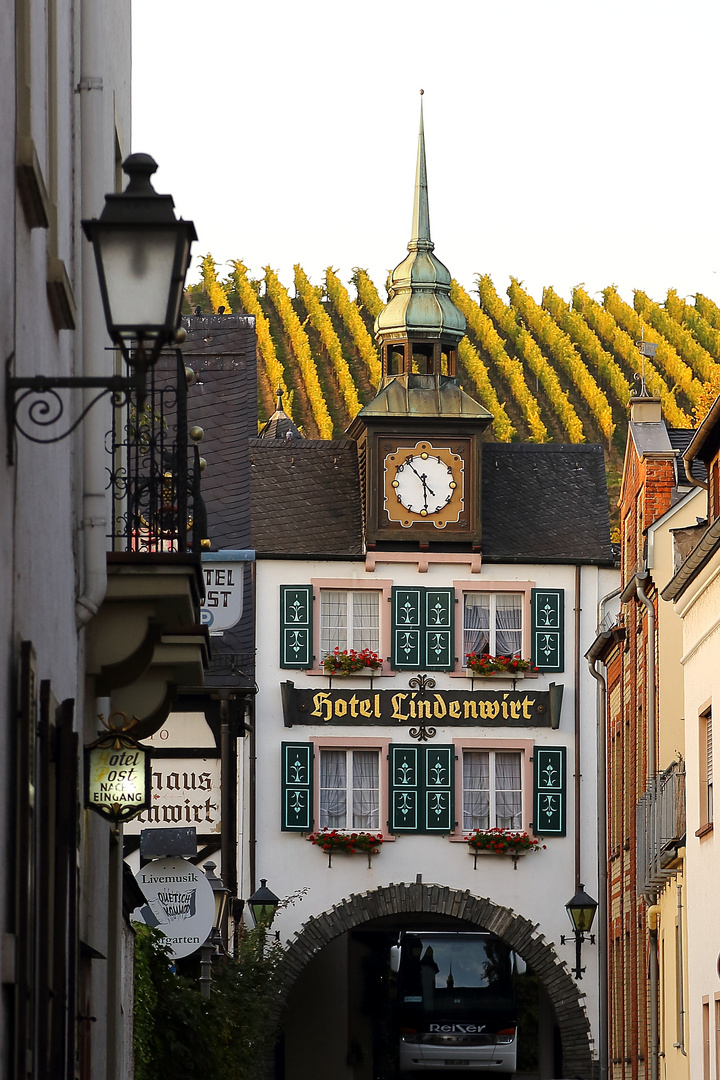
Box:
[133, 856, 215, 957]
[84, 730, 152, 824]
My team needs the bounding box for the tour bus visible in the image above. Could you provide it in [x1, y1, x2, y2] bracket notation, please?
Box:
[392, 930, 521, 1073]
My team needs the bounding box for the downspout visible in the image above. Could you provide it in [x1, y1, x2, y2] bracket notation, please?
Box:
[648, 905, 661, 1080]
[674, 883, 687, 1056]
[574, 565, 581, 886]
[75, 0, 110, 627]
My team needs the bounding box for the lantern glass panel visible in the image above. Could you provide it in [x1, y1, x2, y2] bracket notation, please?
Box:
[97, 228, 178, 338]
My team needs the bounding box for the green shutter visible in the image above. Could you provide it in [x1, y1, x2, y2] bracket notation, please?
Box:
[392, 587, 455, 671]
[281, 742, 313, 831]
[533, 746, 566, 836]
[280, 586, 313, 668]
[424, 589, 454, 670]
[392, 588, 422, 669]
[531, 589, 564, 672]
[389, 745, 419, 831]
[389, 744, 455, 833]
[423, 746, 455, 832]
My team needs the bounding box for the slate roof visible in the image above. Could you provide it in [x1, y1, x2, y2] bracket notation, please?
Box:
[667, 428, 708, 485]
[481, 444, 614, 564]
[250, 439, 364, 555]
[249, 438, 614, 564]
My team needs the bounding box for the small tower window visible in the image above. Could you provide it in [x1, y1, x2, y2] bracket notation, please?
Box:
[386, 344, 405, 376]
[411, 343, 434, 374]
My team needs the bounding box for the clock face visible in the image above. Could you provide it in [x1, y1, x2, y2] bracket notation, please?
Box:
[383, 442, 465, 528]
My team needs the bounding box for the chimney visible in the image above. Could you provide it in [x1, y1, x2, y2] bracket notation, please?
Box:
[630, 396, 663, 425]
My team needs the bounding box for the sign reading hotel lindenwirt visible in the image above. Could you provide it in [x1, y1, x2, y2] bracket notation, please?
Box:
[281, 682, 563, 729]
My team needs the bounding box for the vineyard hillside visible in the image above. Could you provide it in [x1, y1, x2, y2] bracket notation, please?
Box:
[186, 260, 720, 518]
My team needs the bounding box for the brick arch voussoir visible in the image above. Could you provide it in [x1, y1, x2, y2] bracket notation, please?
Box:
[271, 883, 594, 1079]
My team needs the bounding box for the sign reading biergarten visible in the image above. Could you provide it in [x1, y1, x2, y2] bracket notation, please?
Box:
[281, 681, 563, 729]
[133, 856, 215, 958]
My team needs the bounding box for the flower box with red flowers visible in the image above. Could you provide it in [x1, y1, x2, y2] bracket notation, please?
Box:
[307, 828, 384, 867]
[465, 653, 539, 677]
[322, 647, 382, 676]
[465, 827, 544, 856]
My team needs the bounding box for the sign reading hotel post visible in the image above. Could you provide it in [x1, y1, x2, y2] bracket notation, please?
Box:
[133, 856, 215, 958]
[84, 728, 152, 824]
[200, 550, 254, 636]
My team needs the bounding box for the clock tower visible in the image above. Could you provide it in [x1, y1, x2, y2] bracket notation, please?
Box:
[348, 94, 492, 547]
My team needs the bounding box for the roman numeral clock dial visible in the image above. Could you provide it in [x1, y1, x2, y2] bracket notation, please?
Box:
[383, 442, 465, 528]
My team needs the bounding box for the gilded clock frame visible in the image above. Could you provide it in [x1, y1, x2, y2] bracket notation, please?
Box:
[383, 441, 464, 528]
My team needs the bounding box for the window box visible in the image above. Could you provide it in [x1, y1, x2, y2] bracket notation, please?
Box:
[323, 647, 382, 685]
[307, 828, 384, 867]
[465, 828, 544, 870]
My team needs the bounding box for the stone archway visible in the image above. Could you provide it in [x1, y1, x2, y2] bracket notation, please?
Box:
[271, 882, 594, 1079]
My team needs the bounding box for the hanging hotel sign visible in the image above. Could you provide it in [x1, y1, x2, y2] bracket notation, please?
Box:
[281, 681, 563, 729]
[200, 550, 254, 636]
[84, 718, 152, 824]
[123, 756, 221, 835]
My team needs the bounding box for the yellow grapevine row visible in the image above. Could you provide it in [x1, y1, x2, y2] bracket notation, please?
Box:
[200, 253, 232, 313]
[325, 269, 382, 388]
[351, 268, 385, 320]
[264, 267, 334, 440]
[542, 287, 631, 409]
[634, 290, 720, 383]
[603, 287, 701, 406]
[231, 260, 291, 416]
[695, 293, 720, 332]
[456, 339, 515, 442]
[572, 287, 689, 427]
[477, 275, 585, 443]
[508, 280, 614, 441]
[666, 290, 720, 359]
[450, 281, 547, 442]
[294, 265, 361, 420]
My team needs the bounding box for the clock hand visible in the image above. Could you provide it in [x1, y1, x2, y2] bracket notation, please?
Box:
[405, 460, 437, 498]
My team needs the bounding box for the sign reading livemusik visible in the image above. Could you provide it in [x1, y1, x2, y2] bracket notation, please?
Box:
[281, 681, 563, 729]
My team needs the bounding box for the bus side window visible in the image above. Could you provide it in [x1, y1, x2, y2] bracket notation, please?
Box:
[390, 945, 400, 973]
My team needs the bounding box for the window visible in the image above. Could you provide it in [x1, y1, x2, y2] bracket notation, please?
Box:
[320, 590, 379, 659]
[463, 593, 522, 658]
[319, 749, 379, 830]
[700, 708, 713, 830]
[462, 750, 522, 830]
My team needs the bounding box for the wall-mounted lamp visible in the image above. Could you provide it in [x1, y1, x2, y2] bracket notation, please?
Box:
[248, 879, 280, 929]
[199, 861, 230, 999]
[6, 153, 195, 457]
[560, 883, 598, 980]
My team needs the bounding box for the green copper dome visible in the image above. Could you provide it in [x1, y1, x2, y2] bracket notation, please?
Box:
[374, 96, 466, 346]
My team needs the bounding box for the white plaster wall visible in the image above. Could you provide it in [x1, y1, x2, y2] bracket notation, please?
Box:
[676, 554, 720, 1072]
[249, 554, 619, 1054]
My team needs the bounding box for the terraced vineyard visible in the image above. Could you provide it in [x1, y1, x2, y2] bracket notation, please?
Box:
[186, 258, 720, 494]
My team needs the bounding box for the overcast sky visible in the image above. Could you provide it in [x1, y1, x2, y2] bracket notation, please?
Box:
[132, 1, 720, 307]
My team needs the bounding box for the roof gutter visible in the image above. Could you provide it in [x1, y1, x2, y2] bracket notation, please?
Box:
[661, 517, 720, 602]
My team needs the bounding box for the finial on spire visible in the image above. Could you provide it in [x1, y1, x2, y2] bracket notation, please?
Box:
[276, 386, 285, 411]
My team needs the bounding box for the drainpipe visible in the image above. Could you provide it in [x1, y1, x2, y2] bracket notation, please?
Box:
[75, 0, 110, 628]
[574, 565, 581, 886]
[674, 884, 687, 1057]
[648, 905, 661, 1080]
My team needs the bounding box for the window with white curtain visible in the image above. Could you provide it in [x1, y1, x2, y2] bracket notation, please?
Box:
[462, 750, 523, 831]
[463, 592, 523, 658]
[320, 590, 380, 658]
[319, 749, 380, 830]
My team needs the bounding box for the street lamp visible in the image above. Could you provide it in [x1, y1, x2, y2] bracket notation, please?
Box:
[198, 861, 230, 999]
[561, 884, 598, 980]
[6, 153, 196, 455]
[248, 879, 280, 929]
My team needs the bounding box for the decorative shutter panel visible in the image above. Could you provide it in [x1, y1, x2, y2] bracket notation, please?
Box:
[392, 588, 422, 669]
[422, 745, 455, 832]
[533, 745, 566, 836]
[280, 586, 313, 669]
[388, 745, 419, 832]
[281, 742, 313, 831]
[531, 588, 564, 672]
[424, 589, 454, 671]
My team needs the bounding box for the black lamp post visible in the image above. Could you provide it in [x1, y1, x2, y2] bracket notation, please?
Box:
[248, 879, 280, 929]
[198, 861, 230, 999]
[6, 153, 196, 455]
[561, 884, 598, 979]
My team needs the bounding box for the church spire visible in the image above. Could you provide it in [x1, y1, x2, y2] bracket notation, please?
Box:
[410, 91, 432, 249]
[374, 92, 466, 382]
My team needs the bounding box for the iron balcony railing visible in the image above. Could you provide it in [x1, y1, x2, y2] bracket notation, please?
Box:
[107, 350, 206, 554]
[636, 759, 686, 897]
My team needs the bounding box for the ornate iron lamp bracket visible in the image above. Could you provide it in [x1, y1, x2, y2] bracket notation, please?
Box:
[5, 354, 140, 463]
